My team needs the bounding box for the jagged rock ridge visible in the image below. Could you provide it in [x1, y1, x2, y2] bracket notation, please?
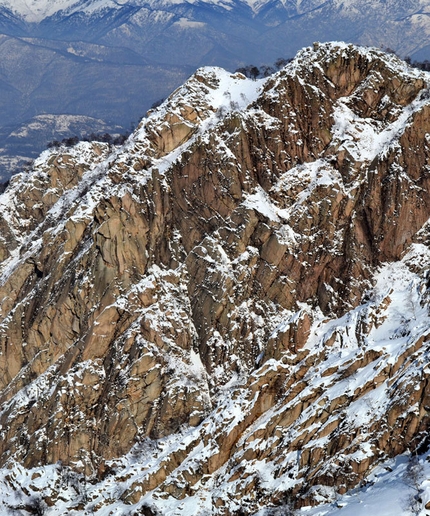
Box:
[0, 42, 430, 514]
[1, 0, 430, 183]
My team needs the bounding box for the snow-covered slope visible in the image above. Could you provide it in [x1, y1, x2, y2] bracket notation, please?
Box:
[0, 0, 244, 22]
[0, 0, 430, 23]
[0, 450, 429, 514]
[0, 42, 430, 515]
[0, 0, 128, 22]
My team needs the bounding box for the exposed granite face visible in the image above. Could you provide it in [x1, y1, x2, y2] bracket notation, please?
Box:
[0, 43, 430, 513]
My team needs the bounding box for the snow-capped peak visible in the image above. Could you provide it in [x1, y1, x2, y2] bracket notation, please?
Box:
[0, 0, 281, 22]
[0, 0, 129, 22]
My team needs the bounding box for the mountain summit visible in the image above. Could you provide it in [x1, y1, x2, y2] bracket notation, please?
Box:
[0, 42, 430, 514]
[0, 0, 127, 22]
[2, 0, 430, 24]
[0, 0, 430, 182]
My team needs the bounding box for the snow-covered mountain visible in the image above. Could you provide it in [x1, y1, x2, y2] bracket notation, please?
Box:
[0, 0, 130, 22]
[0, 0, 430, 181]
[0, 0, 262, 21]
[3, 0, 430, 23]
[0, 42, 430, 514]
[1, 0, 430, 61]
[0, 113, 123, 180]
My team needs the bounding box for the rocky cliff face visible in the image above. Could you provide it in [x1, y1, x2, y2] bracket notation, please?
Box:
[1, 0, 430, 186]
[0, 42, 430, 514]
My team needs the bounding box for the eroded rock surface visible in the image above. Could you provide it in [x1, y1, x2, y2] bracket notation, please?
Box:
[0, 42, 430, 514]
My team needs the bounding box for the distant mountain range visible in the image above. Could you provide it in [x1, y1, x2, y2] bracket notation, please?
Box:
[0, 0, 429, 180]
[1, 0, 429, 61]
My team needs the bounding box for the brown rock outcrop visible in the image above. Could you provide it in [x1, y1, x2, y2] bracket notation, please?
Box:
[0, 42, 429, 514]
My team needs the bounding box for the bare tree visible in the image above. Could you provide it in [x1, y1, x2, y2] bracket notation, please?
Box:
[26, 496, 47, 516]
[403, 454, 424, 516]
